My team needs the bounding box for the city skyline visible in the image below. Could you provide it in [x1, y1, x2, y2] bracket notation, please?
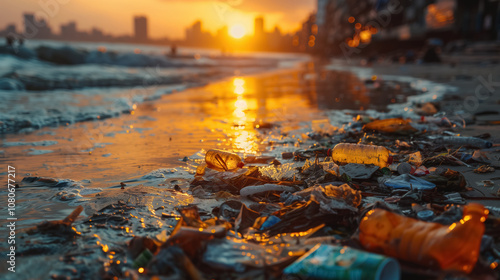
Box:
[1, 0, 315, 40]
[0, 12, 300, 53]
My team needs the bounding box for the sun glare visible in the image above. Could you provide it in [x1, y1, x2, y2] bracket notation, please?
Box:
[229, 24, 246, 39]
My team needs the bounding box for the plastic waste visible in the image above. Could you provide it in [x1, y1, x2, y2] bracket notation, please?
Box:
[359, 203, 488, 273]
[363, 118, 418, 135]
[205, 149, 244, 171]
[283, 244, 400, 280]
[407, 151, 423, 166]
[396, 162, 414, 175]
[339, 163, 379, 179]
[411, 204, 435, 221]
[330, 143, 393, 168]
[382, 174, 436, 190]
[432, 136, 493, 149]
[133, 249, 153, 269]
[260, 215, 281, 230]
[419, 116, 451, 126]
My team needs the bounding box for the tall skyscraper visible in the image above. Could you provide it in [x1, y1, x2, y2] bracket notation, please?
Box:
[134, 16, 148, 42]
[23, 13, 35, 35]
[316, 0, 330, 26]
[24, 13, 52, 38]
[254, 17, 264, 37]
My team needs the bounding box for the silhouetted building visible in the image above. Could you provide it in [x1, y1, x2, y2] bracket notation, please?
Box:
[134, 16, 148, 42]
[23, 13, 52, 39]
[61, 21, 77, 40]
[254, 17, 264, 37]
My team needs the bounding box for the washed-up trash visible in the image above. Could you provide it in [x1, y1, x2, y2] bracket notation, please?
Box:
[431, 136, 493, 149]
[240, 184, 296, 197]
[259, 215, 281, 230]
[330, 143, 392, 168]
[443, 192, 466, 204]
[412, 166, 430, 176]
[283, 244, 400, 280]
[25, 205, 83, 235]
[281, 184, 361, 209]
[474, 165, 495, 173]
[216, 200, 242, 221]
[147, 245, 204, 279]
[395, 162, 413, 175]
[265, 200, 356, 236]
[235, 203, 260, 233]
[432, 205, 463, 225]
[202, 236, 301, 273]
[363, 118, 419, 135]
[381, 174, 436, 190]
[422, 169, 467, 192]
[407, 151, 423, 166]
[411, 203, 435, 221]
[339, 163, 379, 180]
[244, 155, 276, 164]
[205, 149, 244, 171]
[359, 203, 488, 273]
[191, 167, 258, 193]
[259, 163, 297, 181]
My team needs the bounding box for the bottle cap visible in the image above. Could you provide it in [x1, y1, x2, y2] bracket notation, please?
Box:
[397, 162, 413, 175]
[417, 210, 434, 221]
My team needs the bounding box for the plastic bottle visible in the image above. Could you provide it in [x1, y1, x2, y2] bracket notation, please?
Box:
[363, 118, 418, 135]
[359, 203, 488, 273]
[205, 149, 244, 171]
[433, 136, 492, 149]
[330, 143, 393, 168]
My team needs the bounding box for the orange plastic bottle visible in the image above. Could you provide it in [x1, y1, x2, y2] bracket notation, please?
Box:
[330, 143, 392, 168]
[359, 203, 488, 273]
[205, 149, 244, 171]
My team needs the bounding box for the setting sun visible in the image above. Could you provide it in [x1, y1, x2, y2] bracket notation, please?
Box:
[229, 24, 247, 39]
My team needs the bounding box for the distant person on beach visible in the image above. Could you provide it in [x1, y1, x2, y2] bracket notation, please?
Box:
[170, 44, 177, 57]
[422, 46, 441, 63]
[5, 35, 14, 47]
[18, 38, 24, 46]
[422, 39, 443, 63]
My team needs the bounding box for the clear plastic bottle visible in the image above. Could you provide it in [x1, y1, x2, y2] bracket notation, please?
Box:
[330, 143, 392, 168]
[434, 136, 492, 149]
[359, 203, 488, 273]
[205, 149, 244, 171]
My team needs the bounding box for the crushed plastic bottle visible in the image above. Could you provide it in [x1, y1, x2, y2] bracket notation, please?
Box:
[330, 143, 393, 168]
[381, 174, 436, 190]
[205, 149, 244, 171]
[432, 136, 493, 149]
[359, 203, 488, 273]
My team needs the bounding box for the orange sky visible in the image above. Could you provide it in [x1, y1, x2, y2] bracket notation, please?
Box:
[2, 0, 315, 39]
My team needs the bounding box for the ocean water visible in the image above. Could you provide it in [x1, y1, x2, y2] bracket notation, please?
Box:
[0, 40, 309, 134]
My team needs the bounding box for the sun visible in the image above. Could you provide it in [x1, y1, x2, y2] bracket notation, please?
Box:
[229, 24, 246, 39]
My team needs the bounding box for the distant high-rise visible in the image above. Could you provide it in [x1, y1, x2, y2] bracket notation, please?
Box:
[134, 16, 148, 42]
[61, 21, 77, 39]
[254, 17, 264, 37]
[24, 13, 52, 38]
[23, 13, 35, 35]
[316, 0, 330, 26]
